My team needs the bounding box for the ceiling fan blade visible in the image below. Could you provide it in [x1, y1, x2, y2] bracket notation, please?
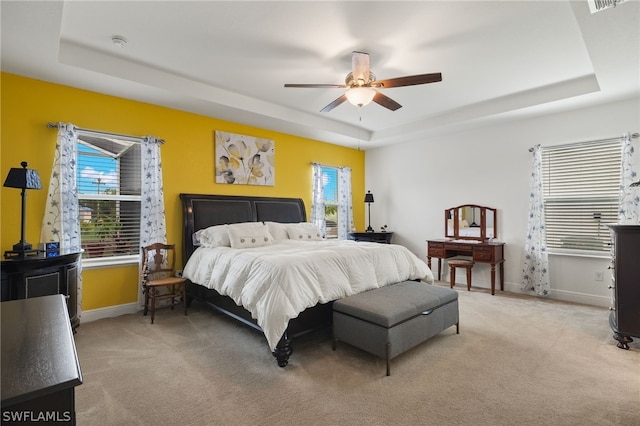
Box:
[284, 83, 346, 88]
[374, 73, 442, 88]
[320, 95, 347, 112]
[351, 51, 371, 84]
[372, 91, 402, 111]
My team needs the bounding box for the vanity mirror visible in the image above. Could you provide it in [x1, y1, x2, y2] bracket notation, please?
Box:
[445, 205, 497, 241]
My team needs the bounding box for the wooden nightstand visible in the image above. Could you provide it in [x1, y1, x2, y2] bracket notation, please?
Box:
[1, 252, 81, 332]
[347, 232, 394, 244]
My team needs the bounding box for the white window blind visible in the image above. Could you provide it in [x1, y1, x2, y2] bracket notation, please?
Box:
[77, 133, 141, 259]
[541, 139, 622, 253]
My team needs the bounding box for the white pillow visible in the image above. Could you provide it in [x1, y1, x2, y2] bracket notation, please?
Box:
[264, 221, 289, 241]
[286, 223, 324, 241]
[198, 224, 230, 248]
[228, 222, 274, 249]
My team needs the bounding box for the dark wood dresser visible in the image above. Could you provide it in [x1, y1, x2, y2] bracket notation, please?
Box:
[1, 252, 80, 332]
[607, 224, 640, 349]
[1, 295, 83, 425]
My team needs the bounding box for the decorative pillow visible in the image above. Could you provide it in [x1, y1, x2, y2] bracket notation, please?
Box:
[264, 221, 289, 241]
[228, 222, 274, 249]
[192, 230, 204, 246]
[198, 224, 231, 248]
[286, 222, 324, 241]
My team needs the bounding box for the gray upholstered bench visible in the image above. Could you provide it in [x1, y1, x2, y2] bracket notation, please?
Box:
[332, 281, 459, 376]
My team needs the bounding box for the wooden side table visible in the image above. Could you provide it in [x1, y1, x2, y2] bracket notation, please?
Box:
[348, 232, 394, 244]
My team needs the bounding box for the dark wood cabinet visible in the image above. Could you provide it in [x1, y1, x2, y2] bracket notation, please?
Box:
[348, 232, 393, 244]
[1, 295, 82, 425]
[1, 252, 81, 332]
[607, 225, 640, 349]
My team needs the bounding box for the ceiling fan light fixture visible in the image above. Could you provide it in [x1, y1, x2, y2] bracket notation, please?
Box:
[345, 87, 376, 107]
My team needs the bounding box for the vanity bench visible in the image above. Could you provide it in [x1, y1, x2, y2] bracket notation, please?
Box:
[447, 258, 474, 290]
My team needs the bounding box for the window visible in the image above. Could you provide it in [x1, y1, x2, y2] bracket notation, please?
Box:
[541, 140, 622, 254]
[77, 133, 141, 259]
[321, 166, 339, 239]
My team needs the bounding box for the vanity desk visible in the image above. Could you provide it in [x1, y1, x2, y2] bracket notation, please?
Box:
[427, 205, 505, 295]
[427, 239, 504, 295]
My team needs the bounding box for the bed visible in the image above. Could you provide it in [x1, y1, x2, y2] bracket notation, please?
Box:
[180, 193, 432, 367]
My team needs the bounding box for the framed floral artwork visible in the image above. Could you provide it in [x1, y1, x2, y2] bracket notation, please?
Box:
[214, 131, 275, 186]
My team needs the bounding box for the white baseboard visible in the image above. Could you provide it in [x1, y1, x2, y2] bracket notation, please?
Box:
[447, 279, 610, 309]
[503, 281, 610, 308]
[80, 302, 139, 323]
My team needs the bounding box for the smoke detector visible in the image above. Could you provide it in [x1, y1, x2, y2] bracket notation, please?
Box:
[111, 35, 128, 48]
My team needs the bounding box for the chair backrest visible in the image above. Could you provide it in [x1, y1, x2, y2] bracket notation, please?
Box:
[141, 243, 177, 282]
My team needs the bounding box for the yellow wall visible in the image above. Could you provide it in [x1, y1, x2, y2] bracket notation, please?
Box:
[1, 73, 365, 311]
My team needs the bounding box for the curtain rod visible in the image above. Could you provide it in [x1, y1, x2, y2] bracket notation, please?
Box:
[310, 162, 351, 170]
[528, 132, 639, 152]
[46, 122, 165, 144]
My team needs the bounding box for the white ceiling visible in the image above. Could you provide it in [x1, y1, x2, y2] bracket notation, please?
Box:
[2, 1, 638, 149]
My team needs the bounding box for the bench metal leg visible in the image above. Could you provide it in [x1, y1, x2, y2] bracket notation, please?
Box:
[386, 342, 391, 376]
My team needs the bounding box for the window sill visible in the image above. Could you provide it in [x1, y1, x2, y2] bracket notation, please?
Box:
[81, 254, 139, 270]
[548, 249, 611, 260]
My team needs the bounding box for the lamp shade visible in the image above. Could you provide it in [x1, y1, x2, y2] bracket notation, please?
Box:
[364, 191, 374, 203]
[4, 162, 42, 190]
[346, 87, 376, 107]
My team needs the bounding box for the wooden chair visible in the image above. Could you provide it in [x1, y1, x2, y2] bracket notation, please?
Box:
[141, 243, 187, 324]
[448, 258, 474, 291]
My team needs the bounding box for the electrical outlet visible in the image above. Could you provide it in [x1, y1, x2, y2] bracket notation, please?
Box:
[595, 271, 604, 281]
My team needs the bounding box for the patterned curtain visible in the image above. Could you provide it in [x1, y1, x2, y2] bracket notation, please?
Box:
[618, 132, 639, 224]
[522, 144, 550, 296]
[336, 167, 354, 240]
[310, 163, 326, 235]
[40, 123, 83, 316]
[137, 136, 167, 309]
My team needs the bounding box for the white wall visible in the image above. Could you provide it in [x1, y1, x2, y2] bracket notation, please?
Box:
[365, 97, 640, 307]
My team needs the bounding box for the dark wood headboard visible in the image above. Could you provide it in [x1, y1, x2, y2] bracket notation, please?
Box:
[179, 193, 306, 262]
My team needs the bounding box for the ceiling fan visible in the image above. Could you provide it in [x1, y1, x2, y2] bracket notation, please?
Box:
[284, 51, 442, 112]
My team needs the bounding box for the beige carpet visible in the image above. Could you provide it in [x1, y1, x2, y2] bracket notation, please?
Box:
[74, 283, 640, 426]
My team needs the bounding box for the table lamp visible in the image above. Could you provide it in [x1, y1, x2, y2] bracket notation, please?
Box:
[4, 161, 42, 256]
[364, 190, 374, 232]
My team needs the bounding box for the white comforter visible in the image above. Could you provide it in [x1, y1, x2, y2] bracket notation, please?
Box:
[183, 239, 433, 350]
